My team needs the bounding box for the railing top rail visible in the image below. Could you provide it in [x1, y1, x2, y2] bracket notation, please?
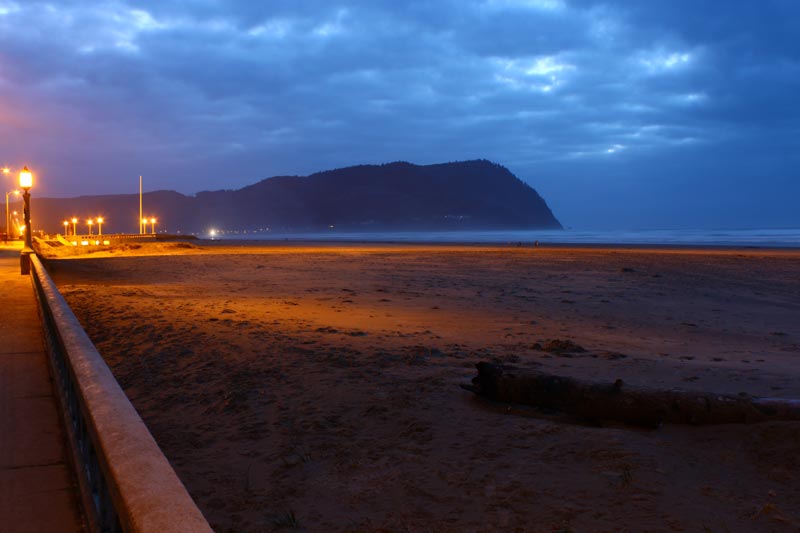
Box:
[30, 254, 212, 533]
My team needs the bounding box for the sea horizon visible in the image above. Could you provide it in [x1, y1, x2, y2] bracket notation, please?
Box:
[204, 227, 800, 248]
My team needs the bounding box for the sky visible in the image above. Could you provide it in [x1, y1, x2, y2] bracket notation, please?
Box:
[1, 0, 798, 230]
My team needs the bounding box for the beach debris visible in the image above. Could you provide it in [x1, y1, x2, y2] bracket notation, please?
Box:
[461, 362, 800, 427]
[592, 350, 627, 360]
[532, 339, 586, 355]
[750, 502, 797, 527]
[272, 509, 300, 529]
[408, 345, 445, 357]
[281, 447, 312, 468]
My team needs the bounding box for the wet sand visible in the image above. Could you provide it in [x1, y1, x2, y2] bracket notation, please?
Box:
[45, 242, 800, 532]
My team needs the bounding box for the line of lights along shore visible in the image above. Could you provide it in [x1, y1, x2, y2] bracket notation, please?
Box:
[3, 167, 162, 238]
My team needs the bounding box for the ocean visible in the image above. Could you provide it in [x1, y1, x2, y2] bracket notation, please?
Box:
[206, 228, 800, 248]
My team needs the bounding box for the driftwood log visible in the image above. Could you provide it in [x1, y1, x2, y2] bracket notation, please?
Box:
[462, 362, 800, 427]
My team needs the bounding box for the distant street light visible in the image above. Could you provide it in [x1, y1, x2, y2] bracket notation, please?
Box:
[71, 217, 78, 236]
[5, 190, 19, 243]
[63, 220, 69, 235]
[97, 216, 104, 235]
[87, 219, 93, 236]
[150, 217, 156, 234]
[19, 166, 33, 274]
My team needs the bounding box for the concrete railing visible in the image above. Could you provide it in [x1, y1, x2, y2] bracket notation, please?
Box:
[29, 254, 213, 533]
[60, 234, 155, 247]
[56, 234, 198, 248]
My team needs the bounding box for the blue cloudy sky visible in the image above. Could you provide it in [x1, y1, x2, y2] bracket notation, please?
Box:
[1, 0, 798, 229]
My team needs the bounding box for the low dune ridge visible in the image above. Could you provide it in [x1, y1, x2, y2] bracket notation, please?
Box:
[46, 242, 800, 532]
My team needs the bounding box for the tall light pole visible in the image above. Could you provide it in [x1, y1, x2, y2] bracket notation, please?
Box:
[63, 220, 69, 235]
[19, 166, 33, 274]
[71, 217, 78, 236]
[87, 219, 93, 236]
[97, 216, 104, 236]
[5, 190, 19, 243]
[150, 217, 156, 234]
[139, 175, 143, 234]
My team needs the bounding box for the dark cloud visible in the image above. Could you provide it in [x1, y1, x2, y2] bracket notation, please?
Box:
[0, 0, 797, 228]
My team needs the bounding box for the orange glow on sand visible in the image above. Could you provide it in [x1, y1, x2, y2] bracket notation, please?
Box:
[43, 242, 800, 532]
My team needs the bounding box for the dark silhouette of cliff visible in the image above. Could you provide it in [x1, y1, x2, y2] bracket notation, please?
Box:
[27, 160, 561, 234]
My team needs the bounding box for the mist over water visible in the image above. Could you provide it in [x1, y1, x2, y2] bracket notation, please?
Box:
[209, 228, 800, 248]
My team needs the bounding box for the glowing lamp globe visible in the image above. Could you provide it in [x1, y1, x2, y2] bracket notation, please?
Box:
[19, 166, 33, 190]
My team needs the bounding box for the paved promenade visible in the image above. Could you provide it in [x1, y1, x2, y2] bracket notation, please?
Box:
[0, 244, 84, 532]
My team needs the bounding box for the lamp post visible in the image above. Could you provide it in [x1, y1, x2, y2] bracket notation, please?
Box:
[71, 217, 78, 236]
[63, 220, 69, 235]
[87, 219, 93, 236]
[97, 216, 104, 236]
[150, 217, 156, 234]
[5, 190, 19, 243]
[19, 166, 33, 274]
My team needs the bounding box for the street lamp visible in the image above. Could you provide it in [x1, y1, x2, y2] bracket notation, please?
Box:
[87, 218, 93, 236]
[5, 190, 19, 243]
[150, 217, 156, 234]
[18, 166, 33, 274]
[63, 220, 69, 235]
[71, 217, 78, 236]
[97, 216, 104, 235]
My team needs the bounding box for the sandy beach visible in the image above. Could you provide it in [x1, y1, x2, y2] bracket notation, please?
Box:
[44, 241, 800, 532]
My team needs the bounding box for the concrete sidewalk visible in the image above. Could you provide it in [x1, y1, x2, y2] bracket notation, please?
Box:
[0, 245, 84, 532]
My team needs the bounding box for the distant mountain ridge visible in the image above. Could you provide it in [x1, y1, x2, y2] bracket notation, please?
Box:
[28, 160, 561, 234]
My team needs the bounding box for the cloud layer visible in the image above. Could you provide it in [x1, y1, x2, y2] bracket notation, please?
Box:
[1, 0, 798, 228]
